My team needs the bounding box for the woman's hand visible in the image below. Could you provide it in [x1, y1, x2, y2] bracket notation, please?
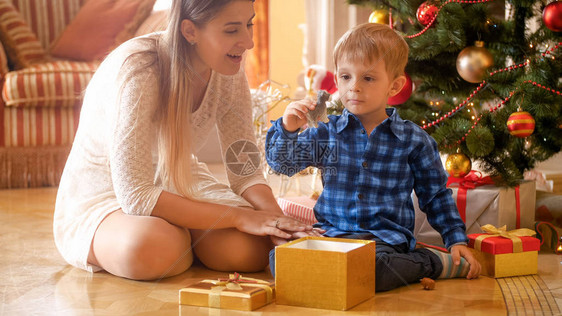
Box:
[282, 98, 315, 132]
[291, 227, 325, 238]
[233, 207, 312, 240]
[270, 227, 325, 246]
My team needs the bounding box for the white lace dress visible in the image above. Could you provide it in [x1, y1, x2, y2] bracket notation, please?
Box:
[53, 34, 267, 272]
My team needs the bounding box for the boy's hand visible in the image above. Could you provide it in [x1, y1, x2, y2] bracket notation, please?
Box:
[450, 244, 481, 279]
[282, 99, 315, 132]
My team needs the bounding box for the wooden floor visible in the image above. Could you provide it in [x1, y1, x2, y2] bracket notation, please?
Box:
[1, 165, 561, 315]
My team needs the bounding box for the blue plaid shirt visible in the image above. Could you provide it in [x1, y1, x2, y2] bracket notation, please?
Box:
[266, 107, 468, 250]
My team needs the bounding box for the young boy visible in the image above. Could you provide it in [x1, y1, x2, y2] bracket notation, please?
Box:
[265, 23, 481, 292]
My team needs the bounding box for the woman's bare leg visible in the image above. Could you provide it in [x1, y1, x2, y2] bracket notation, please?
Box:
[190, 228, 272, 272]
[88, 210, 193, 280]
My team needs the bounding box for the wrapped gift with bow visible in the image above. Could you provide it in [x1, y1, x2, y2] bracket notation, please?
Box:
[413, 171, 536, 247]
[277, 196, 318, 225]
[468, 224, 540, 278]
[179, 272, 274, 311]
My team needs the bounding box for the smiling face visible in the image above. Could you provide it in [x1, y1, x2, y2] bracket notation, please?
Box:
[336, 57, 405, 123]
[181, 0, 255, 76]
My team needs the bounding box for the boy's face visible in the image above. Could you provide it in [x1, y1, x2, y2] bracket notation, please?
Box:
[335, 58, 405, 120]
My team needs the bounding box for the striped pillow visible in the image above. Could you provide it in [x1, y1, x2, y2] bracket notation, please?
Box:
[1, 60, 98, 107]
[10, 0, 85, 50]
[134, 9, 168, 37]
[0, 1, 47, 69]
[0, 41, 8, 76]
[50, 0, 156, 61]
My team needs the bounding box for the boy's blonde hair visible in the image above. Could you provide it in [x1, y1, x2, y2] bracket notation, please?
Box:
[334, 23, 409, 79]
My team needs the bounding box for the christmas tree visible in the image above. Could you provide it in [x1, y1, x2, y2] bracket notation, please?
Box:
[344, 0, 562, 186]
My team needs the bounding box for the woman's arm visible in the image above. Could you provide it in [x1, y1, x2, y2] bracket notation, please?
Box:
[151, 190, 304, 239]
[110, 62, 305, 238]
[241, 183, 283, 215]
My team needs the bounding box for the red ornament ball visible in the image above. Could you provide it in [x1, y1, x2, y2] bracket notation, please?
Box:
[388, 73, 413, 105]
[417, 1, 438, 26]
[543, 2, 562, 32]
[507, 111, 535, 138]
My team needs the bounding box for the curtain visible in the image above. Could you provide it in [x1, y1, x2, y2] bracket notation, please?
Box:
[245, 0, 269, 88]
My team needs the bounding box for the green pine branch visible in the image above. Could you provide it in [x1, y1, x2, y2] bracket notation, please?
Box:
[345, 0, 562, 186]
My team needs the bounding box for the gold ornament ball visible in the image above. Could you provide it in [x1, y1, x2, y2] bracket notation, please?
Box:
[369, 9, 389, 24]
[456, 41, 494, 83]
[445, 153, 472, 177]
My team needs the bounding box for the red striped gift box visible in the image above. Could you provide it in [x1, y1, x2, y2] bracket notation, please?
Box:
[277, 196, 318, 225]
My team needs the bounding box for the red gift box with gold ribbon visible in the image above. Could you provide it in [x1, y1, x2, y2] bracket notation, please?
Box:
[468, 225, 540, 278]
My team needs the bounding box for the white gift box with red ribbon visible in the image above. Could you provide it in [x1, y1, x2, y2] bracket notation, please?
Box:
[413, 177, 536, 247]
[277, 196, 318, 225]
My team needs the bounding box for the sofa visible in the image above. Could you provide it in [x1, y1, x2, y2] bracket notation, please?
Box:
[0, 0, 166, 188]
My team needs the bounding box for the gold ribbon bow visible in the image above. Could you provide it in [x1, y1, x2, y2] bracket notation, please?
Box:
[204, 273, 273, 308]
[475, 224, 536, 253]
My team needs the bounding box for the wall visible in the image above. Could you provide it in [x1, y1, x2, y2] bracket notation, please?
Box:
[267, 0, 306, 121]
[267, 0, 371, 122]
[200, 0, 306, 163]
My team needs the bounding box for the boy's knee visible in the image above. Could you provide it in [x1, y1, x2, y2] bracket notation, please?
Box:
[374, 253, 402, 292]
[375, 252, 391, 267]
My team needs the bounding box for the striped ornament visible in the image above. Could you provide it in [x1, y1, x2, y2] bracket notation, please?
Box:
[507, 111, 535, 138]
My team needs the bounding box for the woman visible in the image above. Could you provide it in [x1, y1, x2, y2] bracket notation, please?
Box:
[54, 0, 311, 281]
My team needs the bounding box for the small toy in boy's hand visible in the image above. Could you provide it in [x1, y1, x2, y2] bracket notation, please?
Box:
[420, 278, 435, 290]
[305, 90, 330, 128]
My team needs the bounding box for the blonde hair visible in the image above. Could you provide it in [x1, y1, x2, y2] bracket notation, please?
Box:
[119, 0, 250, 199]
[334, 23, 409, 79]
